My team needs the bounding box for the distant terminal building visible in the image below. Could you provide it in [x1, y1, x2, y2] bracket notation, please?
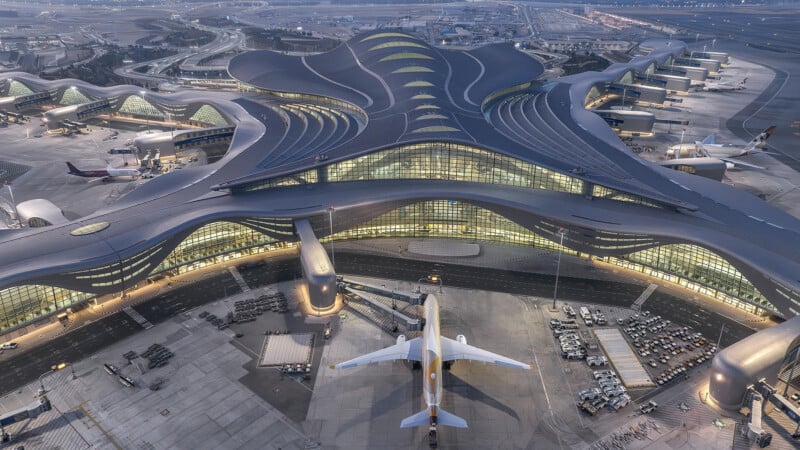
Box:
[0, 33, 799, 339]
[540, 39, 632, 53]
[133, 126, 236, 159]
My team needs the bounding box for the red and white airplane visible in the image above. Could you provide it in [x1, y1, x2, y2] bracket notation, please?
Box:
[66, 161, 140, 181]
[330, 294, 532, 437]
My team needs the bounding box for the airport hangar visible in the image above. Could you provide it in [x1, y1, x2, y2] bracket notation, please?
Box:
[0, 31, 798, 403]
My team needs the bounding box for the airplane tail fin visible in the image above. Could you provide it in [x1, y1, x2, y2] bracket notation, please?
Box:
[436, 408, 468, 428]
[66, 162, 81, 175]
[701, 134, 716, 145]
[695, 141, 710, 157]
[749, 126, 776, 149]
[400, 409, 430, 428]
[400, 407, 468, 429]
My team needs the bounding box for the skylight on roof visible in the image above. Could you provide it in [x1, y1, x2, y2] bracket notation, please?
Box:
[369, 41, 428, 51]
[404, 81, 435, 88]
[379, 52, 433, 62]
[70, 222, 110, 236]
[361, 32, 415, 42]
[392, 66, 435, 74]
[411, 126, 460, 133]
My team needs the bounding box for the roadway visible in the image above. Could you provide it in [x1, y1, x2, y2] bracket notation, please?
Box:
[0, 314, 143, 395]
[0, 251, 756, 398]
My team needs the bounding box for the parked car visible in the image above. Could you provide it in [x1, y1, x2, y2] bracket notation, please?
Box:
[578, 388, 602, 401]
[603, 386, 627, 397]
[587, 356, 609, 367]
[609, 393, 632, 411]
[593, 370, 616, 380]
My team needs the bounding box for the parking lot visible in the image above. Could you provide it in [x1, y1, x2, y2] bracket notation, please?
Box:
[546, 301, 720, 419]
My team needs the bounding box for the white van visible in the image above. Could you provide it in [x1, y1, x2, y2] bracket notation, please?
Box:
[1, 342, 18, 349]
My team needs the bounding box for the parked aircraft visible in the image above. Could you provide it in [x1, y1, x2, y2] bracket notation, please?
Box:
[701, 77, 747, 91]
[66, 161, 140, 181]
[330, 294, 531, 440]
[666, 126, 775, 159]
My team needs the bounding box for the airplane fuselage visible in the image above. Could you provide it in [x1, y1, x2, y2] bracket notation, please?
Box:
[330, 292, 531, 431]
[423, 295, 443, 425]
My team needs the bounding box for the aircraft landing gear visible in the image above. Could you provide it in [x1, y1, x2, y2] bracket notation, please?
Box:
[428, 427, 438, 448]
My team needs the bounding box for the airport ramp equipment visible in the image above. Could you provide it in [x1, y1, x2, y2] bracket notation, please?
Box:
[340, 278, 424, 305]
[593, 328, 655, 388]
[343, 286, 422, 331]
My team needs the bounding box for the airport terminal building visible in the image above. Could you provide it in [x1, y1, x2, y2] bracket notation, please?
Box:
[1, 31, 800, 335]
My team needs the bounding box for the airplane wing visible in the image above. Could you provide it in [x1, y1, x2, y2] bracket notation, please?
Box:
[331, 337, 423, 369]
[440, 336, 532, 369]
[717, 157, 765, 170]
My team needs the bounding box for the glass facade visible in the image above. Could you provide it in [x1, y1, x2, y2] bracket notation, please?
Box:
[326, 200, 572, 252]
[248, 89, 367, 126]
[237, 141, 585, 195]
[59, 87, 91, 105]
[591, 185, 665, 209]
[151, 221, 284, 275]
[0, 285, 93, 331]
[393, 66, 435, 74]
[189, 105, 228, 127]
[7, 79, 32, 96]
[601, 245, 775, 314]
[118, 95, 164, 118]
[322, 199, 777, 315]
[0, 208, 789, 333]
[369, 41, 428, 51]
[361, 32, 415, 42]
[379, 52, 433, 63]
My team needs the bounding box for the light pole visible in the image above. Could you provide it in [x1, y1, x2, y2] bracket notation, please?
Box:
[328, 205, 335, 270]
[38, 370, 53, 392]
[4, 181, 19, 228]
[551, 228, 568, 310]
[139, 90, 149, 132]
[39, 362, 74, 392]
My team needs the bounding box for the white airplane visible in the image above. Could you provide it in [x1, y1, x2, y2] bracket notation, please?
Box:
[666, 126, 775, 162]
[66, 161, 141, 181]
[330, 294, 531, 436]
[701, 77, 747, 91]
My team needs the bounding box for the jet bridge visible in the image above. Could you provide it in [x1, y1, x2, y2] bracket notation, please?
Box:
[0, 393, 52, 442]
[295, 218, 337, 311]
[744, 379, 800, 445]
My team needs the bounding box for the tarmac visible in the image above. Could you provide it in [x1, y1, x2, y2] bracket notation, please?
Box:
[1, 276, 797, 449]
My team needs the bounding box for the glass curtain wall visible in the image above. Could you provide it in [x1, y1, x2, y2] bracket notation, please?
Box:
[602, 244, 774, 314]
[239, 142, 585, 195]
[151, 221, 288, 275]
[324, 199, 774, 315]
[0, 285, 93, 331]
